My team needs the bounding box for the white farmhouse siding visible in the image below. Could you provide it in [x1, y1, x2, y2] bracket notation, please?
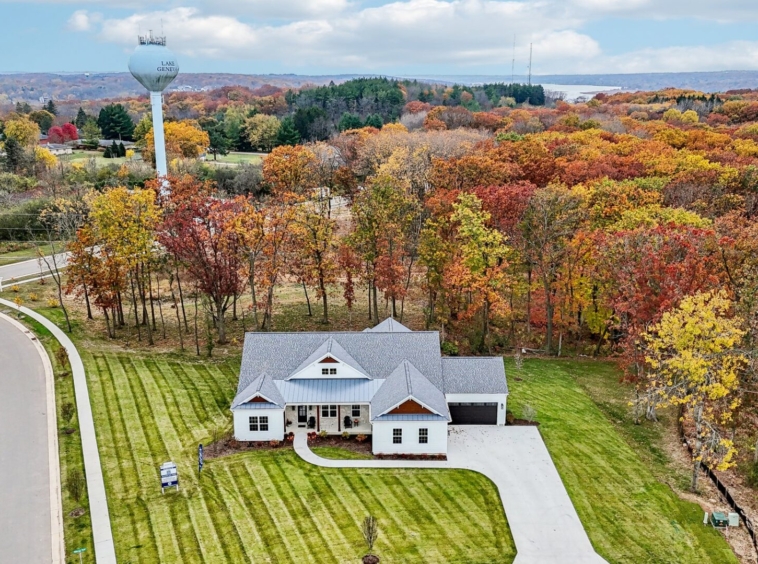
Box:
[445, 393, 508, 425]
[372, 419, 447, 455]
[233, 407, 284, 441]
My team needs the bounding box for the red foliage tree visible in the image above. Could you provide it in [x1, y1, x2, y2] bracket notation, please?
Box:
[47, 126, 64, 144]
[62, 122, 78, 141]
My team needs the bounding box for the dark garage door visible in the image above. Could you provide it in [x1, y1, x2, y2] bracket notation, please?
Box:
[448, 403, 498, 425]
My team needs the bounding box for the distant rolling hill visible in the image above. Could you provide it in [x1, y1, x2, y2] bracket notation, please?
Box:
[0, 70, 756, 105]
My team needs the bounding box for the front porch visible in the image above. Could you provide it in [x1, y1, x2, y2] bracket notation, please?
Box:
[285, 404, 372, 435]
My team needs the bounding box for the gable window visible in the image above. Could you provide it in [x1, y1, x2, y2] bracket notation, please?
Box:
[329, 368, 337, 375]
[321, 368, 330, 375]
[321, 405, 337, 418]
[249, 416, 269, 432]
[351, 405, 361, 417]
[419, 428, 428, 444]
[393, 428, 402, 444]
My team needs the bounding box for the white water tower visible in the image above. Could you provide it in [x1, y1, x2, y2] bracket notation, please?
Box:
[128, 32, 179, 181]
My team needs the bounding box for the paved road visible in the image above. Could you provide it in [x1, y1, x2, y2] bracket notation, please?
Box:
[295, 426, 607, 564]
[0, 252, 69, 283]
[0, 316, 53, 562]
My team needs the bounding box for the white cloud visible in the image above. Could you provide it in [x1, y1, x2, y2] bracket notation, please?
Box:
[68, 0, 758, 73]
[67, 9, 101, 31]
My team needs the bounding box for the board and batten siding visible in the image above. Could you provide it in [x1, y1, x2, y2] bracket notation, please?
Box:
[233, 408, 285, 441]
[445, 393, 508, 425]
[372, 420, 447, 455]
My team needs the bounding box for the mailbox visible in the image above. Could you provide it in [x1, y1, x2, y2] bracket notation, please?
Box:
[160, 461, 179, 493]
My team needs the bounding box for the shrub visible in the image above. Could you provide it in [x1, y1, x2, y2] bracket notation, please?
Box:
[747, 462, 758, 488]
[28, 292, 39, 301]
[342, 431, 350, 440]
[269, 440, 281, 448]
[356, 434, 368, 443]
[505, 410, 515, 425]
[307, 431, 318, 441]
[318, 430, 328, 439]
[66, 469, 85, 501]
[54, 346, 69, 369]
[440, 341, 459, 356]
[10, 285, 19, 293]
[46, 299, 58, 308]
[61, 402, 75, 426]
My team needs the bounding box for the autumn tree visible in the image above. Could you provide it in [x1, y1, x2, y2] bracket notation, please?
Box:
[640, 291, 745, 491]
[262, 145, 317, 195]
[519, 184, 585, 352]
[245, 114, 280, 152]
[291, 192, 338, 323]
[159, 190, 246, 343]
[143, 120, 210, 163]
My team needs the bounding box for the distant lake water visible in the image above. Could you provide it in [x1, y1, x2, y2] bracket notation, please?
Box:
[540, 84, 623, 102]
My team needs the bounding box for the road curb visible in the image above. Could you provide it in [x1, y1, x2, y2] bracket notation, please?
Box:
[0, 299, 117, 564]
[0, 312, 65, 564]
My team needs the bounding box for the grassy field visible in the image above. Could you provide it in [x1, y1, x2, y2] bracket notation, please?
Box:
[506, 357, 738, 564]
[79, 350, 513, 564]
[207, 152, 264, 166]
[0, 243, 56, 265]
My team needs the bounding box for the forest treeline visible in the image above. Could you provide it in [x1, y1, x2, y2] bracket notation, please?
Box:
[5, 84, 758, 490]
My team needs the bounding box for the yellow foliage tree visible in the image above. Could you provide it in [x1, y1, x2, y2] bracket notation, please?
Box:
[33, 146, 57, 169]
[143, 120, 209, 163]
[640, 291, 745, 491]
[5, 117, 41, 147]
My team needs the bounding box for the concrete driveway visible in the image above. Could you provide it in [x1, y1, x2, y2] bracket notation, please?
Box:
[447, 426, 606, 564]
[295, 426, 607, 564]
[0, 252, 69, 285]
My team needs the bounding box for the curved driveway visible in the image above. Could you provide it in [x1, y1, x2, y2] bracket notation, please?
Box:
[295, 426, 608, 564]
[0, 315, 59, 563]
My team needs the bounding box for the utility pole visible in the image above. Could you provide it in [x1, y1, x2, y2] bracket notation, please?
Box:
[528, 43, 533, 86]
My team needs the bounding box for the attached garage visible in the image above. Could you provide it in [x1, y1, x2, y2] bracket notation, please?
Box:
[448, 402, 498, 425]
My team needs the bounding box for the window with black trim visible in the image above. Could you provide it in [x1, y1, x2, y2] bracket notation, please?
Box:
[351, 405, 361, 417]
[321, 405, 337, 417]
[259, 416, 269, 431]
[393, 428, 402, 444]
[419, 428, 428, 444]
[249, 416, 270, 431]
[329, 368, 337, 375]
[249, 416, 259, 431]
[321, 368, 329, 375]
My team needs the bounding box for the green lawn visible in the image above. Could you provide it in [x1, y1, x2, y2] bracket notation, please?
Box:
[80, 350, 514, 564]
[506, 358, 738, 564]
[0, 243, 57, 265]
[207, 152, 263, 165]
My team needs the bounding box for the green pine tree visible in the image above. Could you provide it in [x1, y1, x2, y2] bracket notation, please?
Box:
[118, 142, 126, 157]
[98, 104, 135, 140]
[75, 107, 88, 129]
[44, 100, 58, 116]
[275, 117, 301, 147]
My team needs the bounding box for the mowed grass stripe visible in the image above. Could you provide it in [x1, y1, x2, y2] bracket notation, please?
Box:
[175, 363, 226, 424]
[193, 362, 235, 414]
[254, 455, 321, 559]
[168, 361, 214, 430]
[227, 459, 290, 562]
[211, 464, 265, 562]
[141, 358, 195, 442]
[201, 467, 252, 563]
[88, 353, 165, 562]
[241, 457, 302, 562]
[268, 454, 342, 562]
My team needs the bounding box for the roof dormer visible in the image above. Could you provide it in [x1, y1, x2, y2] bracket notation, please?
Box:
[286, 337, 371, 380]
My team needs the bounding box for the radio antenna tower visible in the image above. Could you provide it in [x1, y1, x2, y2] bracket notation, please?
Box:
[528, 43, 533, 86]
[511, 34, 516, 84]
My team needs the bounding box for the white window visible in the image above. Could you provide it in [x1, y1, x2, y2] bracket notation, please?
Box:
[249, 416, 269, 432]
[321, 368, 330, 375]
[321, 405, 337, 418]
[419, 428, 428, 444]
[351, 405, 361, 417]
[393, 428, 402, 444]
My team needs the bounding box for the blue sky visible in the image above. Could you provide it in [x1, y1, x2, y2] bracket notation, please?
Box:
[2, 0, 758, 75]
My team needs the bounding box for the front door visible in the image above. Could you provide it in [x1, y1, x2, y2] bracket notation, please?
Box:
[297, 406, 307, 426]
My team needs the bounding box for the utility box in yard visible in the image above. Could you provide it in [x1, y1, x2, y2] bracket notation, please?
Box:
[711, 512, 728, 528]
[728, 513, 740, 527]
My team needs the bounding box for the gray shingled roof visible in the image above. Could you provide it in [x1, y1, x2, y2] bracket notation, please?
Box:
[275, 378, 384, 403]
[373, 414, 448, 421]
[231, 373, 285, 409]
[289, 336, 370, 378]
[364, 317, 412, 333]
[239, 331, 444, 391]
[441, 357, 508, 394]
[370, 360, 450, 421]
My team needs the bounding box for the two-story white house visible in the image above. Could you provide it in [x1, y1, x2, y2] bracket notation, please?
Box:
[231, 318, 508, 456]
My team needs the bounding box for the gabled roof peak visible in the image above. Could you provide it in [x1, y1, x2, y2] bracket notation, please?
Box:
[364, 317, 412, 333]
